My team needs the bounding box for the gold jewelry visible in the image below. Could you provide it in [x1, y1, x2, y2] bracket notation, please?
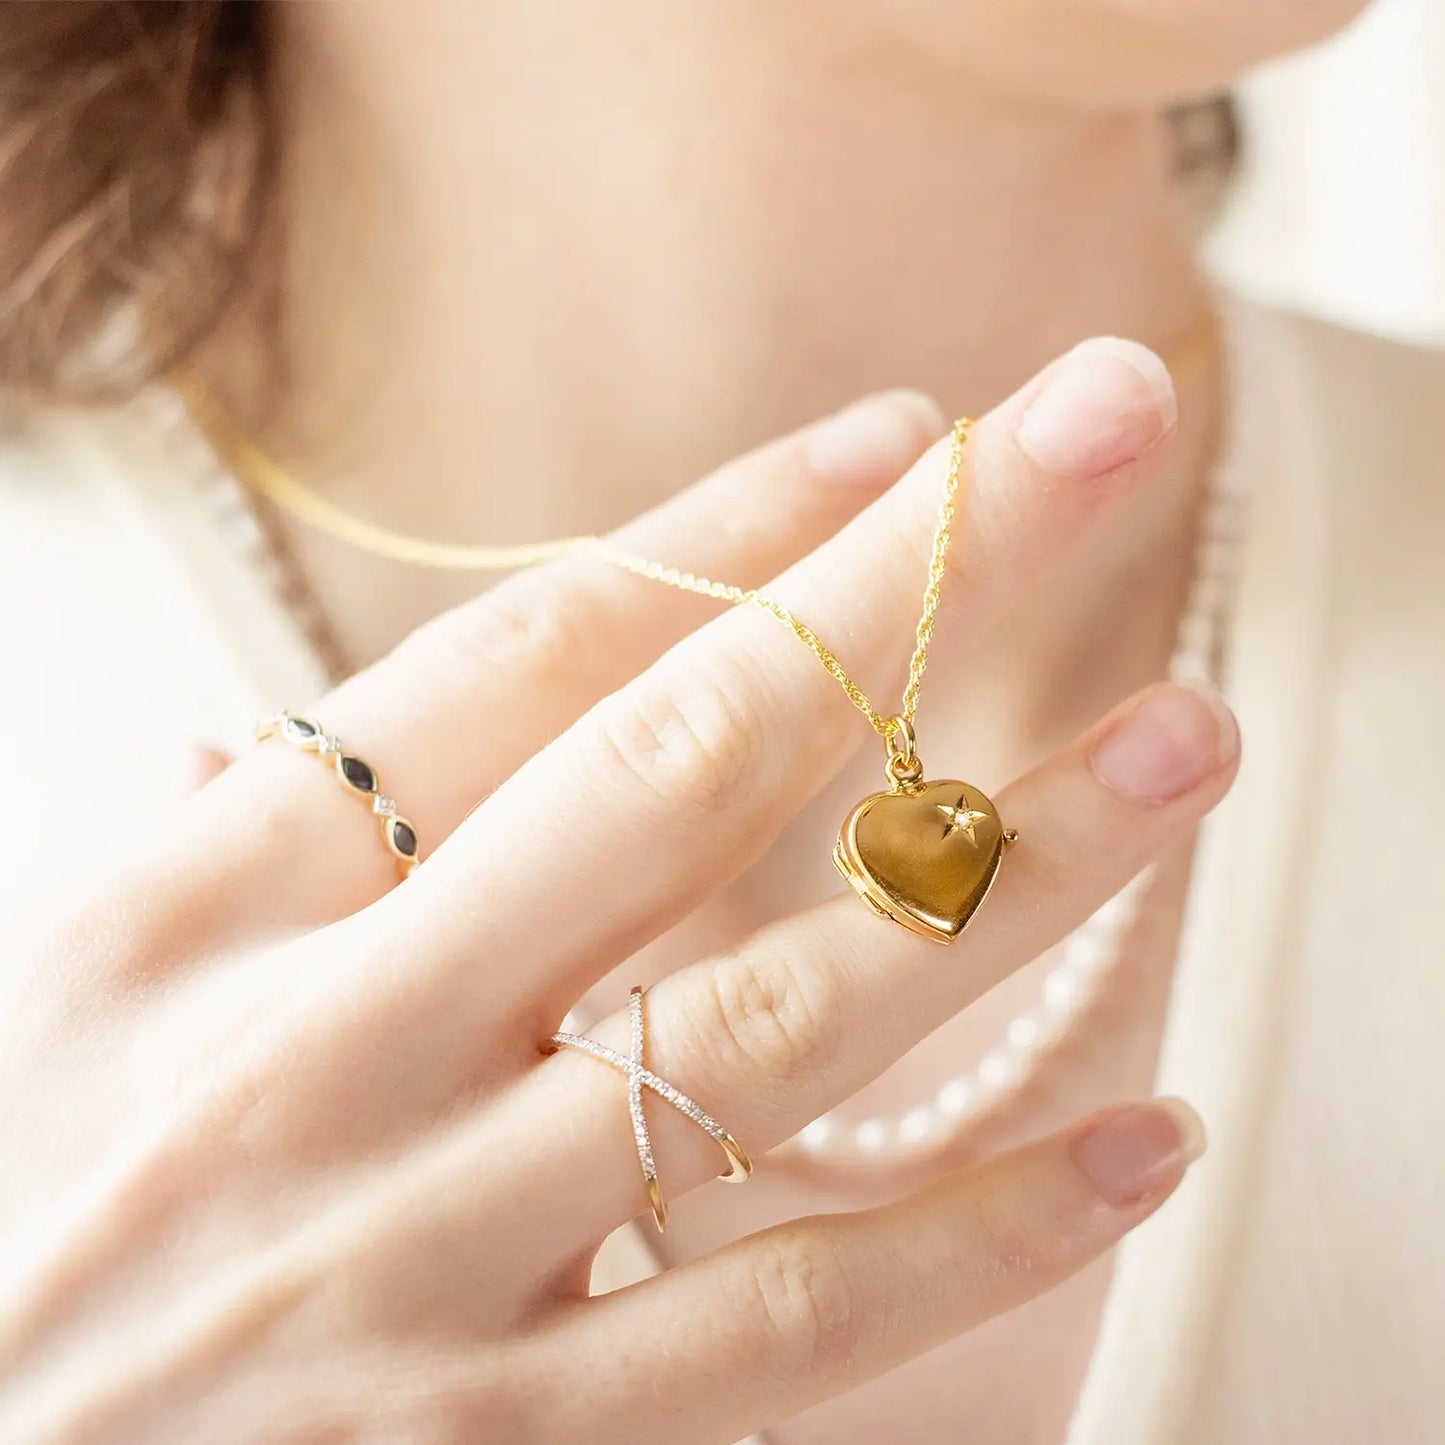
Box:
[545, 986, 751, 1231]
[217, 404, 1008, 940]
[183, 315, 1223, 937]
[256, 712, 421, 878]
[834, 718, 1018, 944]
[195, 392, 1009, 941]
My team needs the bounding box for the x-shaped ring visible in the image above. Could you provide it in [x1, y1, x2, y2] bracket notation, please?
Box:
[547, 987, 752, 1231]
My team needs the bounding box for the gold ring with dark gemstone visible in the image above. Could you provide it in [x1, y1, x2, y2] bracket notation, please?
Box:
[255, 712, 420, 878]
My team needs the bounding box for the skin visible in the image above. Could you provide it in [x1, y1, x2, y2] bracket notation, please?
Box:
[8, 0, 1369, 1440]
[7, 370, 1227, 1442]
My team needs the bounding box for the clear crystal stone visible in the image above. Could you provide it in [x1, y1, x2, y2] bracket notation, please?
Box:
[373, 795, 397, 817]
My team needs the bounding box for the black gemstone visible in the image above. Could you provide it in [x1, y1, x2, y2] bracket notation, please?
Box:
[283, 715, 319, 742]
[390, 819, 418, 858]
[339, 754, 377, 793]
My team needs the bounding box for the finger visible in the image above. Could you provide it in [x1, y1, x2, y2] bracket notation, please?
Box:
[538, 1100, 1205, 1445]
[401, 337, 1179, 1004]
[509, 680, 1234, 1250]
[239, 688, 1224, 1324]
[175, 744, 232, 795]
[171, 390, 944, 934]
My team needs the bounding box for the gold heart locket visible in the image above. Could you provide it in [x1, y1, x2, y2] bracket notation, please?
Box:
[833, 719, 1016, 945]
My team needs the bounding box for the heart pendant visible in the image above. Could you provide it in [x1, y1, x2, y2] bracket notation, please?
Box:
[833, 777, 1009, 945]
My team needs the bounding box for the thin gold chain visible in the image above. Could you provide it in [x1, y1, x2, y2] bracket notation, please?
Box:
[183, 380, 970, 747]
[591, 419, 968, 742]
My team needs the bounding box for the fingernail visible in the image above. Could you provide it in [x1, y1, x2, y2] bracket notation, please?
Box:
[804, 389, 946, 486]
[1016, 337, 1177, 480]
[1072, 1098, 1207, 1208]
[1089, 681, 1238, 804]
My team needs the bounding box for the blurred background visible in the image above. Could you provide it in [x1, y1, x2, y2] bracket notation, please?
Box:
[1208, 0, 1445, 344]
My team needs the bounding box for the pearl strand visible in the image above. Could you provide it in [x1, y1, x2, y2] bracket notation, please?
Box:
[782, 451, 1249, 1165]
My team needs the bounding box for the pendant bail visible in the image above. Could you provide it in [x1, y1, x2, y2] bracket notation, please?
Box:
[883, 716, 924, 789]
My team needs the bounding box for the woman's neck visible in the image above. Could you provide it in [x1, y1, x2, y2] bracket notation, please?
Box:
[217, 4, 1220, 724]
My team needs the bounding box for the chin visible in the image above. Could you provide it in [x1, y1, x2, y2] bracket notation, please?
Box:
[884, 0, 1376, 106]
[1116, 0, 1375, 75]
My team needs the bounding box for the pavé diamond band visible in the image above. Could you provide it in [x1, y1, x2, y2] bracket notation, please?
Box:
[545, 986, 751, 1231]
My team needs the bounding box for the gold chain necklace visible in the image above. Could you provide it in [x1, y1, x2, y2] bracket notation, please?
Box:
[187, 387, 1010, 942]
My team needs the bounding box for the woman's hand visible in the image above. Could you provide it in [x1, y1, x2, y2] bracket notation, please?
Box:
[0, 340, 1232, 1444]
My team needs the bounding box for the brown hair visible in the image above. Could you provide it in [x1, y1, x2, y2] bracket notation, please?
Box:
[0, 0, 267, 400]
[0, 3, 1236, 405]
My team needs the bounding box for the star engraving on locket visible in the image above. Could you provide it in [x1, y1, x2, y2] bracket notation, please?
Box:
[937, 795, 991, 845]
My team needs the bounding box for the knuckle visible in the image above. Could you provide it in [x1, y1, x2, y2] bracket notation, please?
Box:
[885, 423, 1012, 602]
[401, 574, 586, 688]
[696, 942, 838, 1090]
[421, 1358, 538, 1444]
[884, 494, 939, 585]
[877, 432, 959, 580]
[958, 1170, 1048, 1291]
[474, 578, 588, 672]
[594, 664, 758, 816]
[733, 1232, 859, 1375]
